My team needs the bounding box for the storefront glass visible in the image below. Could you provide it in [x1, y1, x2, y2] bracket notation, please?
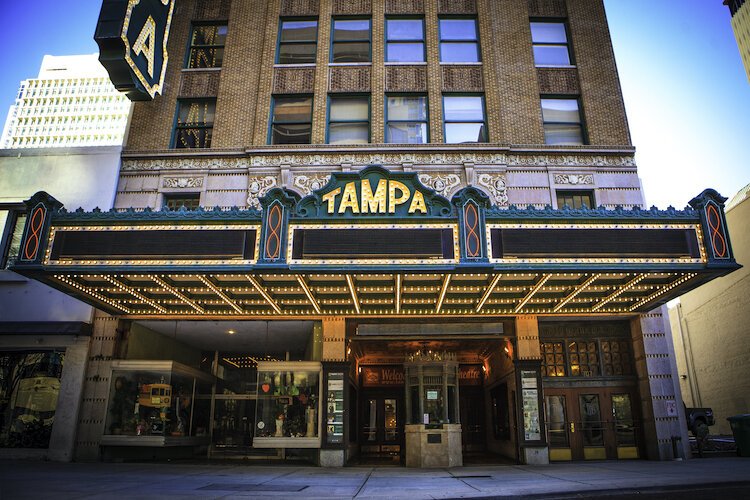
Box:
[0, 351, 64, 448]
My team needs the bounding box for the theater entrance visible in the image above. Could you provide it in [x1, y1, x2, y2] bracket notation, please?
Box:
[351, 333, 508, 464]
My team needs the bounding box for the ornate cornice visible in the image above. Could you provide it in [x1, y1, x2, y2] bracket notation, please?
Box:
[121, 152, 637, 172]
[477, 173, 509, 207]
[52, 206, 262, 222]
[485, 204, 698, 220]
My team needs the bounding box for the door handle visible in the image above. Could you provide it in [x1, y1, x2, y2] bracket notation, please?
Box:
[570, 422, 575, 433]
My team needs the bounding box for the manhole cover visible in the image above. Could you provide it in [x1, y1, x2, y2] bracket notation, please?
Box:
[198, 483, 308, 492]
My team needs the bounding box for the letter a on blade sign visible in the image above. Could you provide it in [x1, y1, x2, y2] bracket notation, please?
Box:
[95, 0, 175, 101]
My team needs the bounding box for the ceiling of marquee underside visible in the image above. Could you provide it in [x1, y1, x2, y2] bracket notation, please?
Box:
[41, 270, 705, 318]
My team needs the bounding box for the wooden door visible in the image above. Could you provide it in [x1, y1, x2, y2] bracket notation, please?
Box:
[360, 390, 404, 460]
[545, 387, 641, 461]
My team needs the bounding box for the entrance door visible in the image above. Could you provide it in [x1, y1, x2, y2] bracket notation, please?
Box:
[360, 391, 403, 461]
[460, 386, 486, 452]
[545, 387, 641, 460]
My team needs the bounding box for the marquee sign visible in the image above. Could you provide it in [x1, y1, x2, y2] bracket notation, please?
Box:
[296, 166, 452, 218]
[95, 0, 175, 101]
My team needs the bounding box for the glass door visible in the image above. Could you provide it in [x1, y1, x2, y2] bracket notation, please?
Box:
[360, 392, 403, 461]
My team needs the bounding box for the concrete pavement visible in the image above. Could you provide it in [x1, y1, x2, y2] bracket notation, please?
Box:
[1, 458, 749, 499]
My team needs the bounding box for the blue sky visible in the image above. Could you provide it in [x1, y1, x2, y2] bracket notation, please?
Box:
[0, 0, 748, 209]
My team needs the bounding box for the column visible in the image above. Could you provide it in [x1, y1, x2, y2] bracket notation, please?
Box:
[320, 316, 347, 466]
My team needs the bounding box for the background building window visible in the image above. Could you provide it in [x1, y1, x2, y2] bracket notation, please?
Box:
[530, 22, 571, 66]
[1, 209, 26, 269]
[556, 190, 595, 209]
[270, 96, 313, 144]
[277, 19, 318, 64]
[186, 24, 228, 68]
[328, 96, 369, 144]
[386, 18, 425, 62]
[331, 18, 371, 63]
[439, 18, 480, 63]
[386, 95, 428, 143]
[443, 95, 487, 143]
[541, 98, 584, 145]
[173, 99, 216, 149]
[163, 193, 201, 211]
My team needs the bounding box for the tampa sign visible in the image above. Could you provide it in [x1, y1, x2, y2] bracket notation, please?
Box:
[296, 166, 453, 218]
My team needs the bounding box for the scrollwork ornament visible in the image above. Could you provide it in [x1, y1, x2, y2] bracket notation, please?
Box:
[477, 173, 509, 207]
[246, 176, 278, 209]
[553, 174, 594, 185]
[163, 177, 204, 188]
[293, 174, 331, 195]
[418, 173, 462, 198]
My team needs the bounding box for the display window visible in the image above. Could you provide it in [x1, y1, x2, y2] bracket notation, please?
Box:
[103, 361, 212, 445]
[253, 361, 321, 448]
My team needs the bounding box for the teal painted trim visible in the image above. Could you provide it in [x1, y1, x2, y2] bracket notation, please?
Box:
[52, 205, 262, 224]
[485, 204, 700, 222]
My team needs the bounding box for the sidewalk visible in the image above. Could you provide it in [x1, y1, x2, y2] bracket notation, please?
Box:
[1, 458, 749, 499]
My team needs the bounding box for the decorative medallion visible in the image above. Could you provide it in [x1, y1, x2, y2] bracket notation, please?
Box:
[418, 173, 462, 199]
[163, 177, 204, 188]
[554, 174, 594, 185]
[247, 176, 278, 209]
[293, 174, 331, 195]
[477, 173, 509, 207]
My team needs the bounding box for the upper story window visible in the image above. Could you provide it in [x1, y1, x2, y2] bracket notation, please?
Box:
[277, 19, 318, 64]
[186, 24, 228, 68]
[0, 208, 26, 269]
[541, 97, 585, 145]
[443, 95, 487, 143]
[270, 95, 313, 144]
[439, 18, 480, 63]
[386, 95, 428, 144]
[386, 18, 425, 62]
[556, 190, 594, 210]
[163, 193, 201, 211]
[530, 21, 572, 66]
[541, 340, 633, 378]
[173, 99, 216, 149]
[331, 18, 371, 63]
[327, 95, 369, 144]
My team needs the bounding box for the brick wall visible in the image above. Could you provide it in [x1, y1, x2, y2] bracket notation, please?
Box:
[123, 0, 632, 150]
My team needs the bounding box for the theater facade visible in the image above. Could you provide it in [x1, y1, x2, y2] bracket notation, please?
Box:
[7, 0, 742, 465]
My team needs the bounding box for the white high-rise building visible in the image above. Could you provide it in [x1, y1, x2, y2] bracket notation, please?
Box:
[0, 54, 131, 149]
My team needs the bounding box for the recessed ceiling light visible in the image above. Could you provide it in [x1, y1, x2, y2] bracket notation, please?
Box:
[227, 329, 236, 335]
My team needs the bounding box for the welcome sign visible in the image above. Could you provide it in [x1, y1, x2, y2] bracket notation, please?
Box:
[296, 166, 452, 219]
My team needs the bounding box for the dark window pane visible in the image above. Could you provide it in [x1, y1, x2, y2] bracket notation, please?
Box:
[387, 43, 425, 62]
[191, 24, 227, 46]
[272, 123, 312, 144]
[190, 47, 224, 68]
[280, 21, 318, 42]
[544, 123, 583, 145]
[387, 123, 428, 143]
[187, 25, 227, 68]
[541, 99, 580, 123]
[579, 394, 603, 446]
[164, 194, 200, 210]
[444, 96, 483, 121]
[445, 123, 486, 143]
[533, 45, 570, 65]
[332, 42, 370, 62]
[440, 19, 477, 40]
[439, 42, 479, 62]
[328, 123, 369, 144]
[278, 43, 317, 64]
[387, 19, 423, 40]
[387, 96, 427, 120]
[530, 22, 567, 43]
[177, 101, 216, 126]
[273, 97, 312, 122]
[3, 212, 26, 268]
[175, 127, 212, 149]
[333, 20, 370, 41]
